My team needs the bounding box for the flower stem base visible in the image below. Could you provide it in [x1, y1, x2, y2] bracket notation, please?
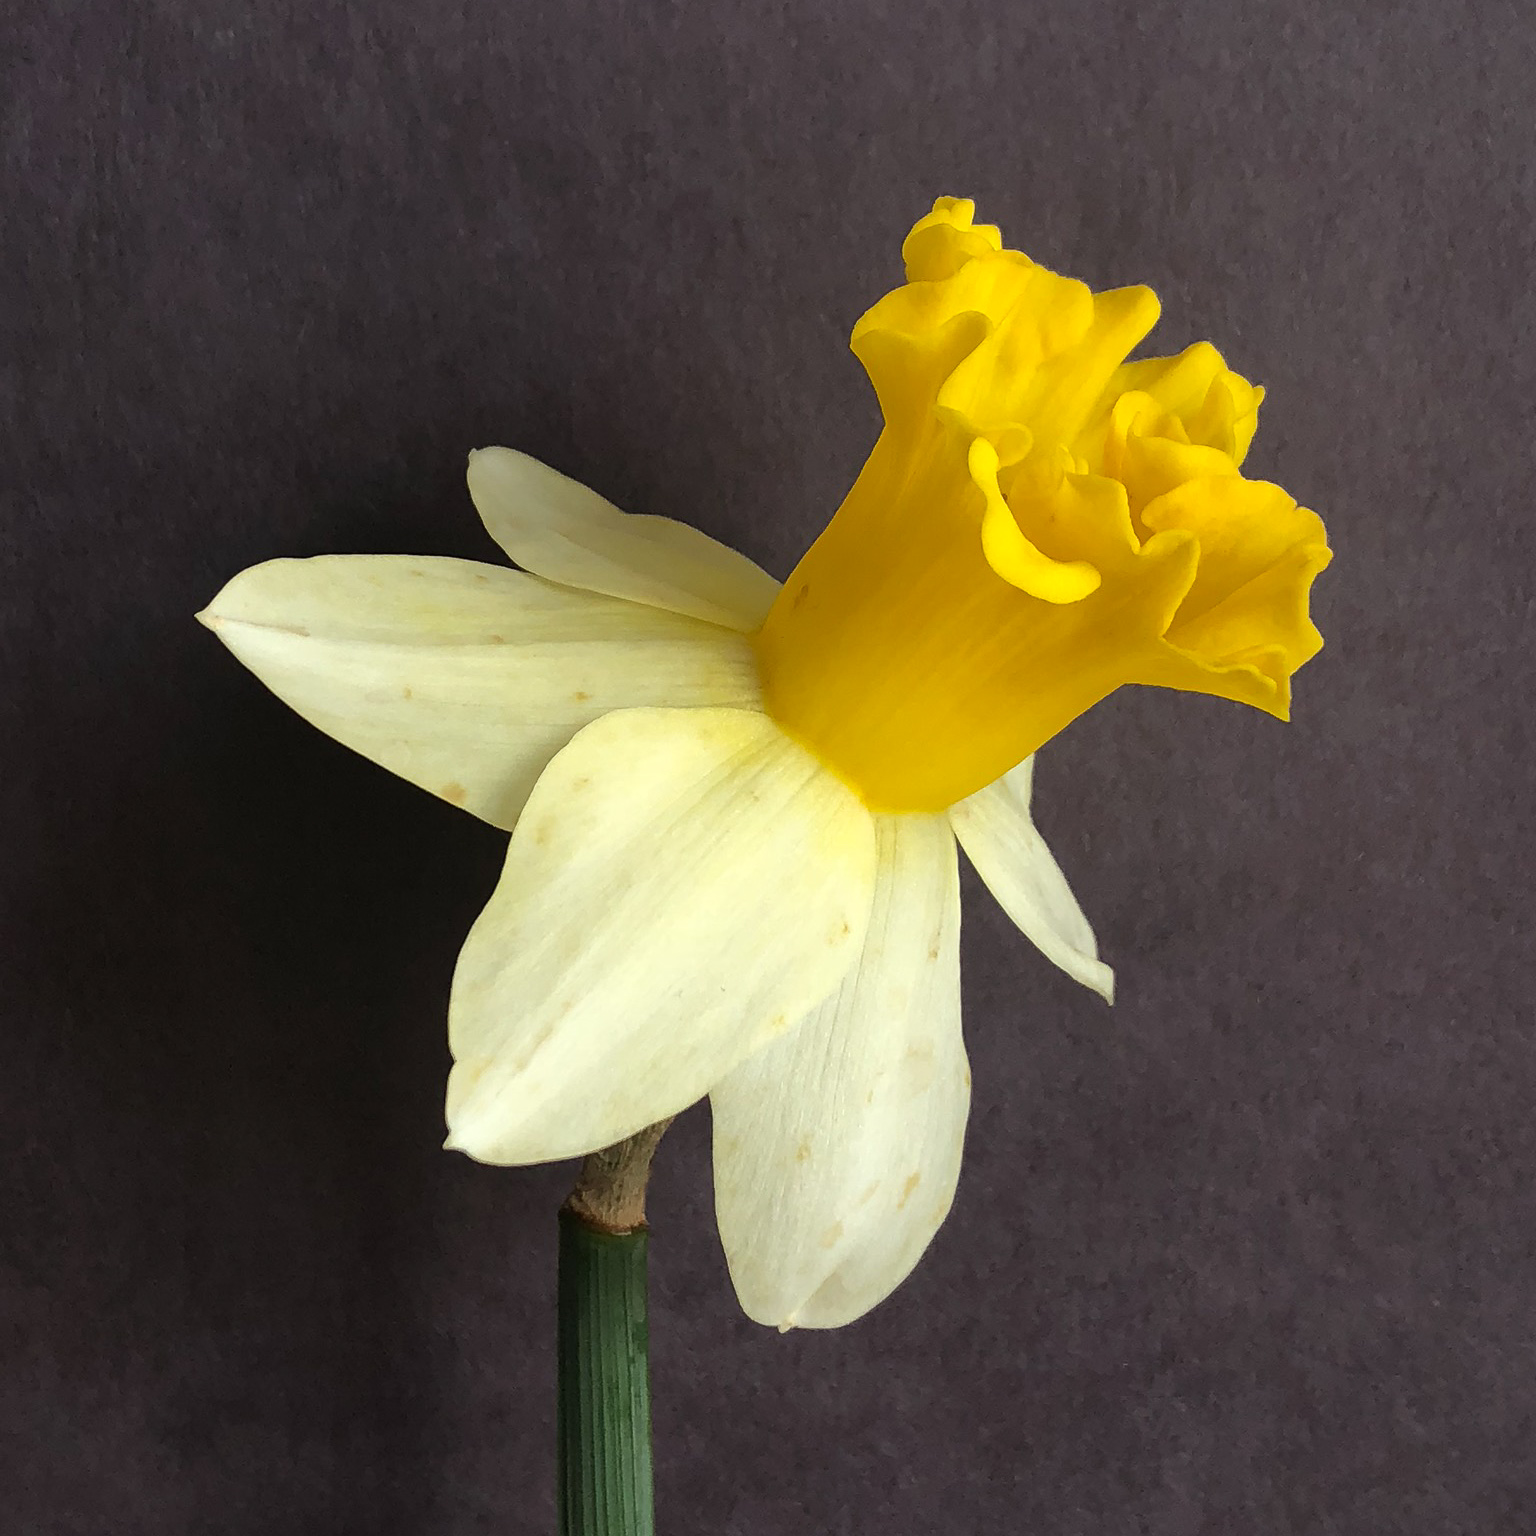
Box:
[556, 1121, 671, 1536]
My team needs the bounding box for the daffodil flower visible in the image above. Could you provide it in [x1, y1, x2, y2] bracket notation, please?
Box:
[201, 198, 1329, 1329]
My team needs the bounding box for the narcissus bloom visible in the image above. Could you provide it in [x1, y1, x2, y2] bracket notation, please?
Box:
[201, 198, 1328, 1328]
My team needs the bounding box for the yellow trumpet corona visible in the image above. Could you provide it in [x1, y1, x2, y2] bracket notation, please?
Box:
[756, 197, 1330, 812]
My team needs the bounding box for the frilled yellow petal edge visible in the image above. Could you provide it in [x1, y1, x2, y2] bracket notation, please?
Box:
[756, 197, 1331, 813]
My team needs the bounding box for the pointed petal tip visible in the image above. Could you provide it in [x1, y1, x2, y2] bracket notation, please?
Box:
[466, 444, 521, 477]
[464, 444, 512, 491]
[196, 570, 248, 628]
[443, 1118, 502, 1161]
[442, 1069, 489, 1157]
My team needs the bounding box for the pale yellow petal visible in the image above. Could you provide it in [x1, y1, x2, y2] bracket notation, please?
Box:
[445, 708, 878, 1164]
[711, 813, 967, 1328]
[198, 555, 761, 829]
[948, 756, 1113, 1001]
[467, 447, 779, 631]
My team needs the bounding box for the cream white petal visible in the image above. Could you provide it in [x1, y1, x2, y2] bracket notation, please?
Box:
[467, 447, 779, 632]
[710, 812, 969, 1329]
[444, 707, 877, 1165]
[948, 756, 1115, 1003]
[198, 555, 763, 831]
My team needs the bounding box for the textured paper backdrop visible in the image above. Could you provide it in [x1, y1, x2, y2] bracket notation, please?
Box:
[4, 1, 1533, 1531]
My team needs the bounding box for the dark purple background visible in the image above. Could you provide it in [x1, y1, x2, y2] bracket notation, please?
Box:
[4, 1, 1533, 1531]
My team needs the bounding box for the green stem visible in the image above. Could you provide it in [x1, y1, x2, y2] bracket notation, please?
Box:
[556, 1121, 671, 1536]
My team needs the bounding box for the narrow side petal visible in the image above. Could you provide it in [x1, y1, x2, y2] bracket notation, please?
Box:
[467, 447, 780, 632]
[199, 555, 762, 829]
[948, 756, 1115, 1002]
[445, 708, 878, 1164]
[711, 813, 969, 1329]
